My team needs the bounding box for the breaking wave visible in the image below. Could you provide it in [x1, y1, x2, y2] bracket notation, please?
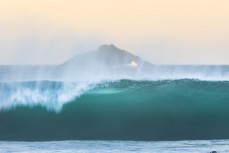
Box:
[0, 65, 229, 140]
[0, 79, 229, 140]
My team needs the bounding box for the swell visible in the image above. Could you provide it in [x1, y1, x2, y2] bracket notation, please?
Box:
[0, 80, 229, 141]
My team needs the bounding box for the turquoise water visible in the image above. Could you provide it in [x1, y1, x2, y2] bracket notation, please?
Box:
[0, 80, 229, 141]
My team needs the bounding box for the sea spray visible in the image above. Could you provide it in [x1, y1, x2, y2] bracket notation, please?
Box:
[0, 80, 102, 112]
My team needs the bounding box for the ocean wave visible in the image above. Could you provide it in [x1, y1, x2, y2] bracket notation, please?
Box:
[0, 79, 229, 140]
[0, 79, 228, 112]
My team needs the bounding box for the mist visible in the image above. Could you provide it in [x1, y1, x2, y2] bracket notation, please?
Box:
[0, 21, 229, 65]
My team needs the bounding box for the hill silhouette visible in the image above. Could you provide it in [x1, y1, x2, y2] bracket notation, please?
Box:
[62, 44, 152, 68]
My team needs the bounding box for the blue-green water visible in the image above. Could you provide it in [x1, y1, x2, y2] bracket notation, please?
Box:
[0, 79, 229, 141]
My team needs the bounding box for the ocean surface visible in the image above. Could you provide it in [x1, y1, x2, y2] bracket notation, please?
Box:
[0, 65, 229, 152]
[1, 140, 229, 153]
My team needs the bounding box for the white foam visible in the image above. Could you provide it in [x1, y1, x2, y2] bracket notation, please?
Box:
[1, 140, 229, 153]
[0, 81, 100, 112]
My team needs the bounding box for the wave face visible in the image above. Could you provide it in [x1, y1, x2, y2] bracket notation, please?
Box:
[0, 79, 229, 141]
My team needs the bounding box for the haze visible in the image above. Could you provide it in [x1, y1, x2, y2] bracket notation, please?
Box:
[0, 0, 229, 65]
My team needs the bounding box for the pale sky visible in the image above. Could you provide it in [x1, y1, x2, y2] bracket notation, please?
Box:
[0, 0, 229, 65]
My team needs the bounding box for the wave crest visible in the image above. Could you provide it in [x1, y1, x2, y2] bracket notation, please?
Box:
[0, 81, 99, 112]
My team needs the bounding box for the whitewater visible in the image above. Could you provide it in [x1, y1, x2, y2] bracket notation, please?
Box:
[1, 140, 229, 153]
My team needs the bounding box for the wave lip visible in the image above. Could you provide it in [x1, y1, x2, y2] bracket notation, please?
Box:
[0, 81, 99, 112]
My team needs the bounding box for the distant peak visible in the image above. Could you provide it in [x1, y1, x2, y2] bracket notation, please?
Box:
[98, 44, 118, 50]
[109, 44, 116, 48]
[62, 44, 153, 67]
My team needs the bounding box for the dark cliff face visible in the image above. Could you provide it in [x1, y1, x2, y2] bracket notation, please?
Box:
[62, 44, 152, 68]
